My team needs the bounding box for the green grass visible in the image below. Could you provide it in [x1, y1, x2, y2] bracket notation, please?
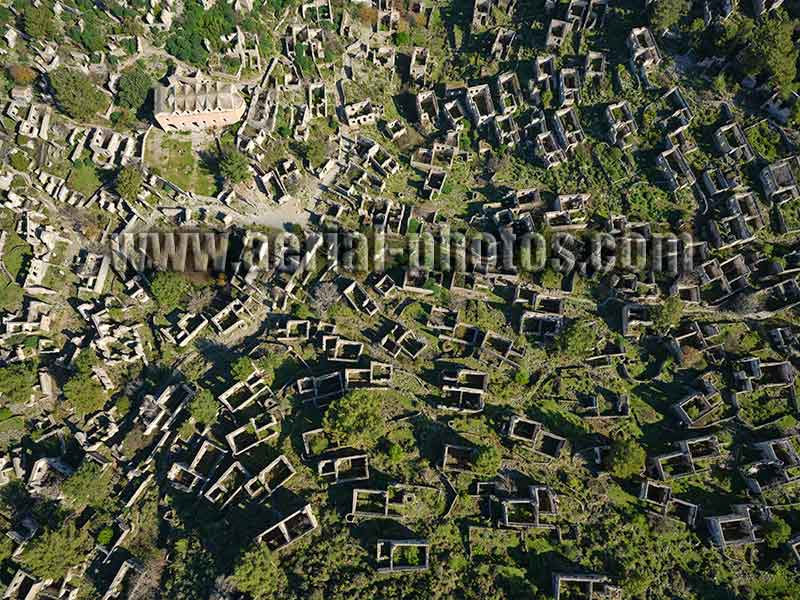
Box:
[0, 283, 23, 311]
[2, 234, 31, 280]
[0, 416, 26, 443]
[67, 162, 102, 196]
[145, 134, 219, 196]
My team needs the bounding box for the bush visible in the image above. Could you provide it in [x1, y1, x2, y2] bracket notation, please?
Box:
[188, 388, 217, 425]
[388, 443, 405, 463]
[230, 544, 285, 599]
[763, 516, 791, 549]
[62, 461, 115, 509]
[20, 523, 93, 581]
[394, 31, 410, 45]
[116, 63, 153, 112]
[323, 389, 384, 447]
[149, 271, 190, 310]
[9, 151, 30, 171]
[7, 65, 37, 86]
[68, 14, 105, 53]
[474, 445, 502, 475]
[63, 374, 108, 417]
[23, 5, 58, 39]
[0, 361, 38, 405]
[165, 0, 236, 67]
[97, 527, 114, 546]
[609, 438, 645, 478]
[164, 537, 216, 600]
[116, 165, 143, 201]
[231, 357, 255, 382]
[742, 15, 798, 94]
[559, 319, 599, 359]
[650, 0, 689, 33]
[219, 147, 251, 184]
[651, 296, 683, 334]
[49, 67, 107, 121]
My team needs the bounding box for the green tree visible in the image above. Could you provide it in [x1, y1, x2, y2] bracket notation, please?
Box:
[69, 15, 105, 53]
[651, 296, 683, 334]
[742, 15, 799, 93]
[650, 0, 689, 33]
[73, 348, 98, 373]
[609, 437, 646, 478]
[323, 390, 384, 447]
[514, 368, 530, 385]
[231, 357, 255, 382]
[116, 64, 153, 112]
[763, 516, 791, 549]
[61, 461, 116, 509]
[23, 5, 58, 39]
[116, 165, 143, 202]
[0, 360, 38, 405]
[20, 523, 93, 581]
[254, 353, 284, 387]
[165, 0, 236, 66]
[188, 388, 218, 426]
[474, 445, 502, 475]
[163, 537, 216, 600]
[219, 147, 251, 184]
[49, 68, 107, 121]
[149, 271, 190, 310]
[230, 544, 285, 599]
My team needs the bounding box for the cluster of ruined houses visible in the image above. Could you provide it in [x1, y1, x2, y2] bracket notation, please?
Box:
[3, 0, 800, 593]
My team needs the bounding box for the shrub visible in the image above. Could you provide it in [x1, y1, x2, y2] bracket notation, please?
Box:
[62, 461, 115, 509]
[9, 151, 30, 171]
[323, 390, 384, 447]
[230, 544, 285, 599]
[163, 537, 216, 600]
[188, 388, 218, 425]
[219, 147, 250, 184]
[63, 375, 108, 417]
[165, 0, 236, 67]
[97, 527, 114, 546]
[116, 165, 143, 201]
[116, 64, 153, 112]
[23, 5, 58, 39]
[650, 0, 689, 33]
[149, 271, 190, 310]
[609, 438, 645, 478]
[474, 445, 502, 475]
[388, 443, 404, 463]
[763, 516, 791, 549]
[7, 65, 37, 85]
[20, 523, 92, 581]
[742, 15, 798, 94]
[0, 361, 38, 405]
[231, 357, 255, 382]
[559, 319, 599, 359]
[651, 296, 683, 334]
[394, 31, 410, 45]
[49, 67, 107, 121]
